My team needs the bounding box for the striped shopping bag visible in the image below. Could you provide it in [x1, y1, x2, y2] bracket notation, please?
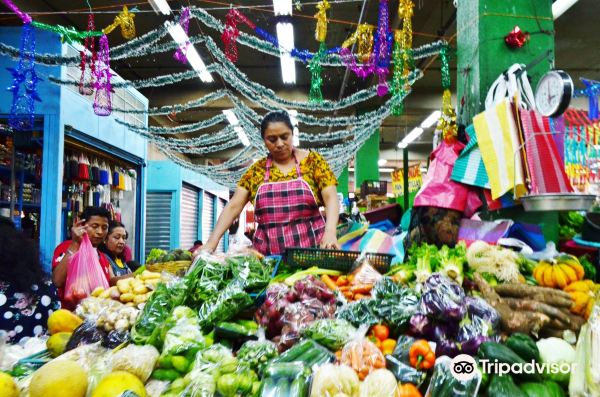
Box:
[473, 98, 527, 200]
[519, 109, 573, 193]
[451, 124, 490, 189]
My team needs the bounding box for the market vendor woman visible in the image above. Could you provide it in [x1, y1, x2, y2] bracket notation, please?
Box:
[203, 111, 340, 255]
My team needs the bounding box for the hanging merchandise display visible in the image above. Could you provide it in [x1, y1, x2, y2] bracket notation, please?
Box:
[93, 34, 112, 116]
[78, 14, 97, 96]
[62, 142, 138, 243]
[7, 23, 41, 132]
[564, 108, 600, 193]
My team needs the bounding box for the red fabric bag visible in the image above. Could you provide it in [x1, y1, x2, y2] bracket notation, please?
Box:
[64, 233, 109, 308]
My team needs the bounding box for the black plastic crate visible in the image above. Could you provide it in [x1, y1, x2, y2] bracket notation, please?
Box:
[360, 180, 388, 198]
[285, 247, 393, 274]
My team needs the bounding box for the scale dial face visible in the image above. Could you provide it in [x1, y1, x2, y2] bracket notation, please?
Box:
[534, 70, 573, 117]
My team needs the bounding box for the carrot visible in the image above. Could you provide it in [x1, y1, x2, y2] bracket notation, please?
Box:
[351, 348, 360, 371]
[336, 276, 349, 286]
[350, 284, 373, 294]
[343, 291, 354, 300]
[338, 286, 351, 292]
[321, 274, 339, 291]
[347, 274, 355, 283]
[354, 293, 367, 300]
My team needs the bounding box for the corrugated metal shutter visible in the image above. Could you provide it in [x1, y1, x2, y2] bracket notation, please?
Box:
[180, 184, 199, 251]
[202, 191, 215, 244]
[216, 198, 227, 253]
[145, 192, 172, 258]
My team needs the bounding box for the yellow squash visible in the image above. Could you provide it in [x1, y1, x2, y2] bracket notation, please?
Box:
[532, 255, 585, 289]
[564, 280, 599, 319]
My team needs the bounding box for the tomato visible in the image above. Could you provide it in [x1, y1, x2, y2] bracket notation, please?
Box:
[371, 324, 390, 341]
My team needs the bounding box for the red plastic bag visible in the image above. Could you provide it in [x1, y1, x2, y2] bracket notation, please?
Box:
[64, 233, 109, 308]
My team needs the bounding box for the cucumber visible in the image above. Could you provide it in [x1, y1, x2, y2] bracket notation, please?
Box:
[289, 376, 308, 397]
[277, 340, 314, 363]
[276, 377, 290, 397]
[260, 377, 278, 397]
[264, 363, 304, 379]
[295, 347, 322, 365]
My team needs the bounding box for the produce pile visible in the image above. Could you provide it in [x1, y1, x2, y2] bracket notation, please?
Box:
[2, 242, 600, 397]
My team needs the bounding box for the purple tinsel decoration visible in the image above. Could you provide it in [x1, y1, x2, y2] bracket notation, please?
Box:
[340, 0, 391, 96]
[7, 23, 41, 131]
[93, 35, 112, 116]
[173, 7, 191, 64]
[1, 0, 32, 23]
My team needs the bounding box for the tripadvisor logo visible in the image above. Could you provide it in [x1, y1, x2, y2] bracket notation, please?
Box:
[450, 354, 575, 381]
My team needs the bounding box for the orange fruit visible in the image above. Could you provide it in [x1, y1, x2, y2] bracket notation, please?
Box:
[371, 324, 390, 341]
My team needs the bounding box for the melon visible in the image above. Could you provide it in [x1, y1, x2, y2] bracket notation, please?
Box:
[92, 371, 146, 397]
[30, 359, 87, 397]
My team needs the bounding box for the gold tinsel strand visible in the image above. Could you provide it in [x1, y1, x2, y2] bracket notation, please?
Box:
[437, 89, 458, 141]
[399, 0, 414, 91]
[314, 0, 330, 42]
[341, 24, 373, 63]
[103, 6, 136, 40]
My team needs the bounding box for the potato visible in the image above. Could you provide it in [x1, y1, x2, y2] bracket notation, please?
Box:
[120, 293, 135, 303]
[91, 287, 104, 297]
[99, 289, 111, 299]
[133, 284, 148, 295]
[133, 294, 147, 304]
[117, 279, 132, 294]
[109, 286, 121, 300]
[141, 270, 161, 280]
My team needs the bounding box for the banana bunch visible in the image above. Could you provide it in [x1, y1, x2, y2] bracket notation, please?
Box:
[533, 254, 585, 289]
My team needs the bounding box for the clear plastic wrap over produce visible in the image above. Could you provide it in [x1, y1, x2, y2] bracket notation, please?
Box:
[340, 325, 386, 380]
[76, 297, 139, 332]
[350, 258, 383, 285]
[385, 354, 427, 386]
[130, 275, 188, 346]
[425, 356, 481, 397]
[358, 368, 400, 397]
[145, 379, 170, 397]
[301, 318, 357, 351]
[310, 363, 360, 397]
[197, 278, 254, 331]
[236, 329, 279, 371]
[66, 321, 107, 351]
[256, 276, 336, 352]
[260, 361, 309, 397]
[161, 306, 206, 357]
[419, 273, 466, 320]
[111, 344, 159, 382]
[0, 336, 47, 371]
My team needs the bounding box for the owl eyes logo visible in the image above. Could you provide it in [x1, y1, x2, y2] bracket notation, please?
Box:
[450, 354, 477, 381]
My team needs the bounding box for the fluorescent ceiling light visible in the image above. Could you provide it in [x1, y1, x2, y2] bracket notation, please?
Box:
[165, 22, 212, 83]
[398, 127, 424, 148]
[420, 110, 442, 128]
[276, 23, 296, 84]
[378, 159, 387, 166]
[273, 0, 292, 16]
[348, 167, 394, 173]
[235, 126, 250, 147]
[222, 109, 239, 125]
[148, 0, 171, 15]
[552, 0, 579, 19]
[293, 127, 300, 147]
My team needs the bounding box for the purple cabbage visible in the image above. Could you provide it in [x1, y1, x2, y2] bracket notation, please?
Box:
[420, 274, 466, 320]
[409, 313, 434, 338]
[465, 296, 500, 329]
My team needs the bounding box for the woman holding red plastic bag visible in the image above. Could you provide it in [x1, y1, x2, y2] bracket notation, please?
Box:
[52, 206, 112, 308]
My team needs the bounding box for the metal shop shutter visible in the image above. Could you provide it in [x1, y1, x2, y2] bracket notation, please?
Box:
[216, 198, 227, 253]
[145, 192, 172, 258]
[180, 184, 199, 251]
[202, 191, 215, 244]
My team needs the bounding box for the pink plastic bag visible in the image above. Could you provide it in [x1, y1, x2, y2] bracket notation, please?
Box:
[64, 233, 109, 308]
[414, 140, 482, 216]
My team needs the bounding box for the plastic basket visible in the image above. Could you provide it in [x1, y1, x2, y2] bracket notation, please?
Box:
[360, 180, 388, 198]
[285, 247, 393, 274]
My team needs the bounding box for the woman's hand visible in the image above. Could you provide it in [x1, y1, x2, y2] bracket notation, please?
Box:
[319, 229, 340, 250]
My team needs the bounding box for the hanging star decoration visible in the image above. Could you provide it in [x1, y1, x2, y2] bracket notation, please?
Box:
[79, 14, 97, 95]
[174, 7, 191, 63]
[103, 6, 136, 40]
[7, 23, 42, 131]
[436, 89, 458, 141]
[93, 35, 112, 116]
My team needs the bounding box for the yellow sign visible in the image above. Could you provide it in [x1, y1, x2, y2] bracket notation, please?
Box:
[392, 164, 423, 196]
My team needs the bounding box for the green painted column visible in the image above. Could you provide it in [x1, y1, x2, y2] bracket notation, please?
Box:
[337, 166, 349, 197]
[355, 129, 380, 192]
[457, 0, 559, 243]
[457, 0, 554, 123]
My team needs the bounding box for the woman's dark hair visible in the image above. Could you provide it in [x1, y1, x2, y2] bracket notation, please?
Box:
[260, 111, 294, 138]
[81, 206, 112, 223]
[0, 217, 44, 291]
[99, 221, 127, 259]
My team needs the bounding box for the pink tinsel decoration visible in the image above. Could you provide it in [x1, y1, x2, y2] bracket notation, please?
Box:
[93, 35, 112, 116]
[222, 9, 257, 63]
[79, 14, 97, 95]
[173, 7, 191, 64]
